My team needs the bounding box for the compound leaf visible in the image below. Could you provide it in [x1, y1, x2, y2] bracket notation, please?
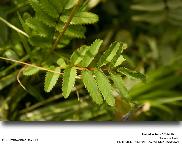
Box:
[82, 70, 103, 105]
[117, 67, 146, 81]
[62, 67, 77, 98]
[111, 73, 131, 100]
[80, 39, 103, 67]
[94, 69, 115, 106]
[60, 12, 99, 25]
[23, 66, 40, 76]
[70, 45, 89, 65]
[110, 43, 127, 67]
[44, 66, 60, 92]
[56, 24, 86, 38]
[65, 0, 78, 9]
[50, 0, 67, 13]
[40, 0, 59, 18]
[57, 58, 67, 68]
[97, 41, 120, 67]
[113, 55, 126, 67]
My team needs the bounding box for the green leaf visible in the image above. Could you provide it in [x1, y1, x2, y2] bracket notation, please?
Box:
[60, 12, 99, 25]
[25, 17, 53, 37]
[113, 55, 126, 67]
[97, 41, 121, 67]
[65, 0, 77, 9]
[57, 58, 67, 68]
[23, 66, 40, 76]
[29, 0, 41, 12]
[62, 67, 77, 98]
[110, 43, 127, 67]
[36, 10, 56, 27]
[40, 0, 59, 18]
[117, 67, 146, 81]
[70, 45, 89, 65]
[44, 66, 60, 92]
[29, 0, 56, 27]
[80, 39, 103, 67]
[110, 73, 131, 100]
[94, 69, 115, 106]
[29, 35, 52, 48]
[82, 70, 103, 105]
[4, 49, 19, 60]
[56, 24, 86, 38]
[50, 0, 67, 13]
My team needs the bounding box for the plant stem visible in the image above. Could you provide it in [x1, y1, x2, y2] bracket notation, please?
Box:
[0, 56, 84, 78]
[0, 56, 63, 75]
[0, 55, 29, 78]
[0, 16, 29, 38]
[50, 0, 81, 52]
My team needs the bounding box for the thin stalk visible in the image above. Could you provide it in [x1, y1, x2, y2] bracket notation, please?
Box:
[0, 16, 29, 38]
[50, 0, 81, 52]
[0, 56, 84, 78]
[0, 56, 63, 75]
[0, 55, 29, 78]
[17, 67, 27, 91]
[0, 56, 95, 75]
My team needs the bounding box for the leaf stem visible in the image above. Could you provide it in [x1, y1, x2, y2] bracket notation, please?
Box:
[17, 67, 27, 91]
[0, 16, 29, 38]
[0, 56, 84, 78]
[50, 0, 81, 52]
[0, 56, 62, 75]
[0, 55, 29, 78]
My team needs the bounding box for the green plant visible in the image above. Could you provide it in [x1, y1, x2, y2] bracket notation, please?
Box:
[1, 0, 181, 121]
[21, 0, 99, 49]
[0, 27, 145, 107]
[0, 0, 144, 110]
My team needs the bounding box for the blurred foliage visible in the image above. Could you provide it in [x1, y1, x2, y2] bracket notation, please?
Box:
[0, 0, 182, 121]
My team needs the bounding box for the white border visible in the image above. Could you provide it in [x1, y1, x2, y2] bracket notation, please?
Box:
[0, 122, 181, 150]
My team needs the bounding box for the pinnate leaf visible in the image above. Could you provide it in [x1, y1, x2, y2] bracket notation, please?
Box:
[60, 12, 99, 25]
[62, 67, 77, 98]
[113, 55, 126, 67]
[65, 0, 78, 9]
[56, 24, 86, 38]
[50, 0, 67, 13]
[94, 69, 115, 106]
[80, 39, 103, 67]
[117, 67, 146, 81]
[57, 58, 67, 68]
[111, 73, 131, 100]
[97, 41, 121, 67]
[82, 70, 103, 105]
[70, 45, 89, 65]
[40, 0, 59, 18]
[44, 66, 60, 92]
[110, 43, 127, 67]
[23, 66, 40, 76]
